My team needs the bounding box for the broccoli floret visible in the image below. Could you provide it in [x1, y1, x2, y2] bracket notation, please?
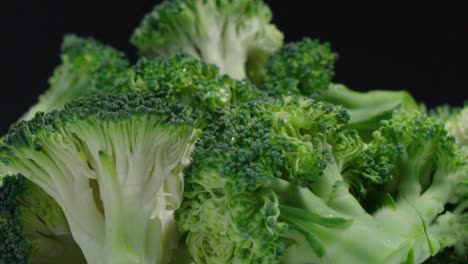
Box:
[331, 129, 399, 202]
[430, 104, 468, 149]
[430, 104, 468, 146]
[370, 112, 457, 195]
[0, 92, 202, 263]
[93, 54, 264, 112]
[130, 0, 283, 81]
[424, 145, 467, 263]
[132, 55, 264, 111]
[21, 34, 129, 121]
[263, 38, 337, 96]
[176, 96, 466, 264]
[368, 111, 467, 263]
[262, 39, 420, 139]
[0, 175, 85, 264]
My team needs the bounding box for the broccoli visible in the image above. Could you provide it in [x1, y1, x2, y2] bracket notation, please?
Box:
[92, 54, 265, 112]
[130, 0, 284, 81]
[176, 96, 466, 263]
[262, 39, 420, 139]
[21, 34, 129, 121]
[0, 175, 85, 264]
[263, 38, 338, 96]
[320, 84, 420, 139]
[430, 104, 467, 146]
[0, 92, 202, 263]
[428, 201, 468, 263]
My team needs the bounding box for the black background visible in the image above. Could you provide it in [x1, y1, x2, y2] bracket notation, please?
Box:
[1, 0, 467, 134]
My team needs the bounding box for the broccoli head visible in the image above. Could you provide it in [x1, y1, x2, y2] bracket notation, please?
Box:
[0, 92, 202, 263]
[0, 175, 85, 264]
[263, 38, 337, 96]
[176, 96, 466, 264]
[130, 0, 284, 80]
[93, 54, 264, 113]
[21, 34, 129, 121]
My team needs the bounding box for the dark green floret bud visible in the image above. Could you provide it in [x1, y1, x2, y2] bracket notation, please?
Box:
[263, 38, 337, 97]
[91, 54, 265, 113]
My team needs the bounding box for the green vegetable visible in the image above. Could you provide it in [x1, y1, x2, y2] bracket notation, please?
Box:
[430, 104, 468, 146]
[0, 175, 85, 264]
[176, 96, 466, 264]
[262, 39, 420, 139]
[91, 54, 264, 112]
[130, 0, 283, 80]
[1, 1, 466, 263]
[0, 92, 202, 263]
[21, 35, 129, 121]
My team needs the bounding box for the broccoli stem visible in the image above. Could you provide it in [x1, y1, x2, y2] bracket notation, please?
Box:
[276, 181, 413, 264]
[13, 147, 105, 262]
[192, 19, 248, 79]
[319, 85, 419, 139]
[373, 167, 459, 264]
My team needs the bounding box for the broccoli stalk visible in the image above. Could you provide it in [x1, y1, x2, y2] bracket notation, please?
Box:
[0, 175, 85, 264]
[21, 34, 129, 121]
[1, 92, 202, 263]
[176, 96, 466, 263]
[320, 84, 419, 138]
[361, 111, 467, 263]
[130, 0, 283, 80]
[417, 105, 468, 262]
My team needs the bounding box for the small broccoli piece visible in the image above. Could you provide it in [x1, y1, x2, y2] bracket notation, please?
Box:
[263, 38, 337, 96]
[331, 129, 399, 202]
[371, 111, 462, 199]
[130, 0, 284, 80]
[425, 145, 467, 263]
[176, 96, 431, 264]
[0, 92, 202, 263]
[131, 55, 264, 111]
[262, 39, 420, 139]
[445, 104, 468, 146]
[0, 175, 85, 264]
[176, 96, 466, 264]
[368, 111, 467, 263]
[21, 34, 129, 121]
[93, 54, 264, 112]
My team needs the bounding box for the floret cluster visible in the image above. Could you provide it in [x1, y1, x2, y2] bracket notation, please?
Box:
[0, 1, 466, 263]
